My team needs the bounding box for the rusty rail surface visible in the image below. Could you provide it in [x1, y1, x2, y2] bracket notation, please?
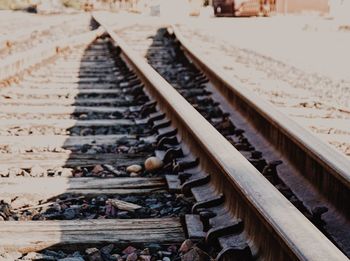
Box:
[93, 13, 347, 261]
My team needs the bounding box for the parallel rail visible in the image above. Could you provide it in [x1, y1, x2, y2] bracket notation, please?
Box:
[93, 14, 348, 261]
[171, 25, 350, 218]
[0, 13, 347, 260]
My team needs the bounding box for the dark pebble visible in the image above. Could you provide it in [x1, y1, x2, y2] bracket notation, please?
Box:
[63, 208, 76, 220]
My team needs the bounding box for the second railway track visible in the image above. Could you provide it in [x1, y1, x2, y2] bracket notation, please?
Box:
[0, 14, 348, 261]
[102, 14, 350, 257]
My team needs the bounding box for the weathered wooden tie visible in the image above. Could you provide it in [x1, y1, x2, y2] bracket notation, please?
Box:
[0, 218, 185, 253]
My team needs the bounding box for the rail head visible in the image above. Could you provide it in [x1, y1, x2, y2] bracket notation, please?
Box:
[93, 13, 348, 261]
[171, 24, 350, 213]
[171, 24, 350, 186]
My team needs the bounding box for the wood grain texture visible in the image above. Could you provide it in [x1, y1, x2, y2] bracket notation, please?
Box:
[0, 119, 135, 128]
[0, 177, 165, 196]
[0, 152, 147, 168]
[0, 135, 138, 147]
[3, 87, 123, 95]
[0, 97, 126, 106]
[0, 218, 184, 253]
[0, 105, 128, 114]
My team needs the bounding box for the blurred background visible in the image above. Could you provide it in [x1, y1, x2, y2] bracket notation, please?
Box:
[0, 0, 349, 20]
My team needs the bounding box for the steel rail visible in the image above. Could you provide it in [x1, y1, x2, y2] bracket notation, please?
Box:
[171, 25, 350, 219]
[93, 13, 347, 261]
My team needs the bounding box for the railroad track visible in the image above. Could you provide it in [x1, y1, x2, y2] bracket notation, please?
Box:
[172, 23, 350, 159]
[94, 13, 350, 258]
[168, 24, 350, 243]
[0, 14, 347, 260]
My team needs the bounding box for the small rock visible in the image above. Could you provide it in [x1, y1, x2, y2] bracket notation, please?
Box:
[118, 145, 129, 153]
[85, 247, 103, 261]
[140, 255, 151, 261]
[163, 257, 171, 261]
[105, 202, 117, 217]
[130, 172, 139, 177]
[81, 144, 91, 153]
[122, 246, 137, 255]
[79, 113, 88, 119]
[167, 245, 177, 253]
[96, 195, 108, 205]
[92, 164, 104, 174]
[179, 239, 194, 253]
[145, 198, 157, 204]
[30, 165, 46, 177]
[140, 248, 150, 255]
[0, 167, 9, 177]
[80, 128, 92, 136]
[126, 252, 138, 261]
[63, 208, 76, 220]
[111, 254, 121, 259]
[22, 169, 31, 177]
[72, 251, 84, 258]
[117, 211, 130, 218]
[181, 247, 211, 261]
[60, 168, 73, 177]
[145, 243, 161, 252]
[74, 171, 84, 177]
[86, 248, 99, 256]
[122, 195, 138, 203]
[58, 258, 84, 261]
[126, 164, 142, 173]
[42, 250, 66, 259]
[0, 202, 11, 219]
[150, 203, 162, 209]
[100, 244, 114, 256]
[118, 136, 130, 145]
[160, 251, 171, 257]
[144, 157, 163, 171]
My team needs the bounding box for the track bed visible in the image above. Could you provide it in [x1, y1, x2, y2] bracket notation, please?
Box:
[0, 14, 347, 261]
